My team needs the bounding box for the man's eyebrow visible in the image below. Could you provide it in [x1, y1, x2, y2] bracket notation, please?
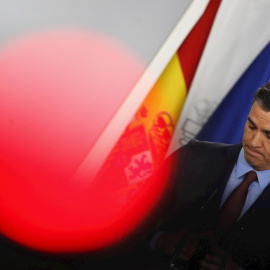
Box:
[248, 117, 270, 134]
[247, 117, 256, 126]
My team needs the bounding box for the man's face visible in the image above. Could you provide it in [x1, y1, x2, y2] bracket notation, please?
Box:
[242, 101, 270, 171]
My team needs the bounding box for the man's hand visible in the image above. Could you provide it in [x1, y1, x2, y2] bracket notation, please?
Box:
[155, 230, 187, 257]
[155, 230, 213, 262]
[155, 229, 239, 270]
[178, 230, 214, 262]
[199, 242, 239, 270]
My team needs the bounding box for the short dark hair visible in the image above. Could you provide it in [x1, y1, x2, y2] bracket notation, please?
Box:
[254, 82, 270, 111]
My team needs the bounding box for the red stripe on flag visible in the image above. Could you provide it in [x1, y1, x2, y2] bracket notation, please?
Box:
[177, 0, 222, 90]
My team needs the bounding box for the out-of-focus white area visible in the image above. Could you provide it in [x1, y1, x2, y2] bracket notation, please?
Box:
[0, 0, 191, 64]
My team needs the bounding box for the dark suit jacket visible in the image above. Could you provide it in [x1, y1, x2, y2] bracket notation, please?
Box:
[156, 139, 270, 270]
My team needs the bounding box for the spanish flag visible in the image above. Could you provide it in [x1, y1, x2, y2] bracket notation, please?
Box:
[97, 0, 222, 191]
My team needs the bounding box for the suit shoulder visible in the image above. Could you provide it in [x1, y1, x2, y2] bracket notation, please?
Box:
[168, 139, 241, 162]
[187, 139, 240, 151]
[177, 139, 242, 160]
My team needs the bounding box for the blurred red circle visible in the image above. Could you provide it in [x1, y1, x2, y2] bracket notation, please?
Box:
[0, 29, 166, 253]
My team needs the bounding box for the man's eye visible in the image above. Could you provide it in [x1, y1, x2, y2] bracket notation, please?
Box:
[249, 125, 256, 130]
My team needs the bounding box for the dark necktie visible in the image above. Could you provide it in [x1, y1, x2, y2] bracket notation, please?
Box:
[219, 171, 257, 227]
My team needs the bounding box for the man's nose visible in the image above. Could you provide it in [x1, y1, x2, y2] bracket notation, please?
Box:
[250, 132, 263, 147]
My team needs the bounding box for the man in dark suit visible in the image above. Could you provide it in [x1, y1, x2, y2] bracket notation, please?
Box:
[146, 82, 270, 270]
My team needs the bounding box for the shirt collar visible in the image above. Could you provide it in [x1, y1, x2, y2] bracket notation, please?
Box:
[236, 148, 270, 191]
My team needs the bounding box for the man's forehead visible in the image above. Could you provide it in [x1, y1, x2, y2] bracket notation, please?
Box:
[249, 102, 270, 129]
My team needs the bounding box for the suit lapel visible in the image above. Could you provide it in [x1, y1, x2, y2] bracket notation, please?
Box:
[214, 144, 242, 206]
[201, 143, 242, 219]
[236, 182, 270, 227]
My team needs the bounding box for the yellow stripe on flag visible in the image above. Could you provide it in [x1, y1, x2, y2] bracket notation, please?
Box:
[131, 53, 187, 168]
[138, 54, 187, 131]
[96, 53, 187, 190]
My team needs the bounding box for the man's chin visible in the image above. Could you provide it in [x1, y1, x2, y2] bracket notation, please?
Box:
[244, 152, 258, 170]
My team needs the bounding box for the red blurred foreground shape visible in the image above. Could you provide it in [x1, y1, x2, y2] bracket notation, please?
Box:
[0, 29, 171, 254]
